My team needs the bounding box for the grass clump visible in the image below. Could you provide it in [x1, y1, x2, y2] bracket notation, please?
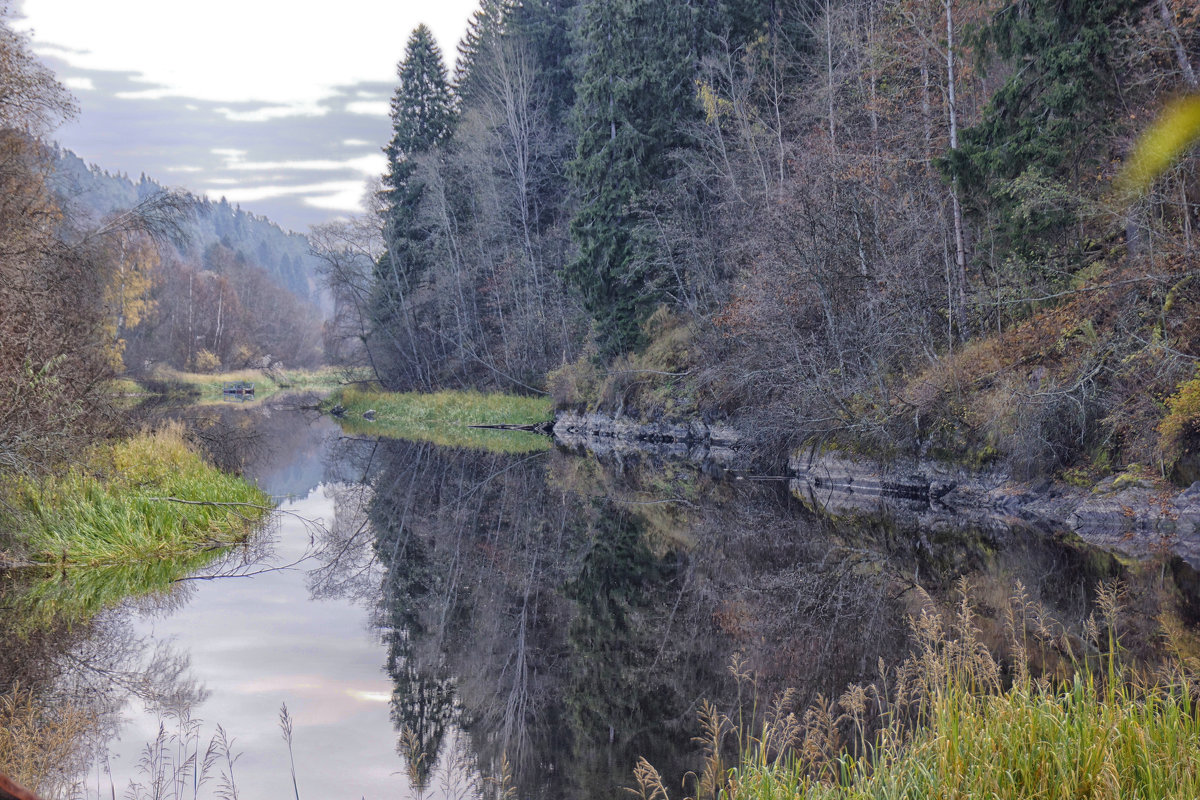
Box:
[638, 581, 1200, 800]
[3, 423, 269, 567]
[0, 424, 270, 627]
[329, 386, 553, 454]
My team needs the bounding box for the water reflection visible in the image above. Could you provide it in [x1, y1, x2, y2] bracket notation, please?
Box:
[353, 438, 1200, 799]
[3, 404, 1199, 799]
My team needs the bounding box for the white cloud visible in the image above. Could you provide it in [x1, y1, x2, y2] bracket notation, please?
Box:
[345, 100, 390, 117]
[214, 104, 327, 123]
[212, 150, 385, 176]
[303, 184, 372, 211]
[166, 165, 204, 173]
[63, 76, 94, 91]
[210, 180, 366, 211]
[114, 87, 173, 101]
[17, 0, 478, 112]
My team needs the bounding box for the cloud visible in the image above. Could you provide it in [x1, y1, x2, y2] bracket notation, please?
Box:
[345, 101, 390, 117]
[215, 104, 328, 123]
[15, 0, 479, 109]
[214, 153, 385, 176]
[42, 56, 392, 232]
[63, 75, 94, 91]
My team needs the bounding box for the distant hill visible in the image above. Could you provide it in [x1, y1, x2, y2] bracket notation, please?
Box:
[48, 147, 327, 310]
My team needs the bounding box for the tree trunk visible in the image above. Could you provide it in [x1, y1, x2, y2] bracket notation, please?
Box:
[945, 0, 970, 336]
[1158, 0, 1198, 88]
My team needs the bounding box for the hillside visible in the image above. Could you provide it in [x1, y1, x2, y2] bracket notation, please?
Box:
[48, 147, 327, 308]
[336, 0, 1200, 486]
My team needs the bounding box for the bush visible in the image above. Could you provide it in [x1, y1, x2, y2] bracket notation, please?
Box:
[1158, 377, 1200, 463]
[191, 348, 221, 373]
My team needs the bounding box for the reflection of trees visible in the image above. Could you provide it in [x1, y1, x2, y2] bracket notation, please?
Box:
[135, 400, 335, 498]
[0, 580, 208, 795]
[355, 440, 1200, 800]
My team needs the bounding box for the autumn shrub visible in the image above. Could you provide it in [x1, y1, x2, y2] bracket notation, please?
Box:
[0, 685, 94, 798]
[548, 351, 603, 408]
[1158, 377, 1200, 464]
[191, 348, 222, 373]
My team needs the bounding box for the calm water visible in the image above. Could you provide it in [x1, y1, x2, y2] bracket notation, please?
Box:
[7, 402, 1200, 799]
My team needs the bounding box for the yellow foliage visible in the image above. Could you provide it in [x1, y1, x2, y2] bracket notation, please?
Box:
[192, 348, 221, 373]
[696, 80, 733, 125]
[100, 232, 158, 370]
[1120, 94, 1200, 194]
[1158, 376, 1200, 457]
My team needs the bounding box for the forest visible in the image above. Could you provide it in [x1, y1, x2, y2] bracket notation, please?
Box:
[318, 0, 1200, 480]
[5, 0, 1199, 481]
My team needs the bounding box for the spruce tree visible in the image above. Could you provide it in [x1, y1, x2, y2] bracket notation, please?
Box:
[507, 0, 579, 125]
[373, 25, 455, 388]
[943, 0, 1149, 266]
[381, 24, 455, 275]
[454, 0, 513, 103]
[566, 0, 706, 356]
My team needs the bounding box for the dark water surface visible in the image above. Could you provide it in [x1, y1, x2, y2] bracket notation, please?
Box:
[6, 402, 1200, 799]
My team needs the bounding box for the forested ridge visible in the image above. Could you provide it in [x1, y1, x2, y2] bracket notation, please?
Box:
[327, 0, 1200, 480]
[47, 148, 327, 374]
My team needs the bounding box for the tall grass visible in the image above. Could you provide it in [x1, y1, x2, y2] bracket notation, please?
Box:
[1, 423, 271, 627]
[0, 684, 95, 799]
[330, 386, 553, 454]
[4, 423, 269, 566]
[635, 581, 1200, 800]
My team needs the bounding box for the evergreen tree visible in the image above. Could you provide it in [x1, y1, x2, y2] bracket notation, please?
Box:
[943, 0, 1149, 267]
[372, 25, 456, 389]
[566, 0, 707, 356]
[507, 0, 579, 125]
[454, 0, 514, 103]
[381, 24, 455, 272]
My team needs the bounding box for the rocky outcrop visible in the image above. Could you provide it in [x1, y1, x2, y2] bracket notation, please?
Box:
[552, 410, 742, 466]
[790, 444, 1200, 567]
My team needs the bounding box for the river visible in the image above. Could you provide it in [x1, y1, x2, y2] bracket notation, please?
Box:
[5, 398, 1199, 799]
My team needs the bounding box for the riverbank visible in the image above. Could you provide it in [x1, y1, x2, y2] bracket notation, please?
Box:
[133, 365, 365, 404]
[323, 386, 554, 453]
[0, 423, 270, 626]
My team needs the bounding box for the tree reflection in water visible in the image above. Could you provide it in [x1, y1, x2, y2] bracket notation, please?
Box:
[325, 434, 1200, 800]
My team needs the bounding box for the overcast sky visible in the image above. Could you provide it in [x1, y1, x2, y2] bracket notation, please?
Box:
[10, 0, 479, 233]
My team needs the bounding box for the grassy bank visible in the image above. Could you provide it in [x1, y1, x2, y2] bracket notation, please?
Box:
[638, 585, 1200, 800]
[145, 365, 365, 403]
[329, 386, 554, 454]
[0, 424, 270, 625]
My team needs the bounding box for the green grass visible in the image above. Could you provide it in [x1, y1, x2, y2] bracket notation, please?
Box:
[328, 386, 554, 454]
[0, 424, 271, 627]
[638, 584, 1200, 800]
